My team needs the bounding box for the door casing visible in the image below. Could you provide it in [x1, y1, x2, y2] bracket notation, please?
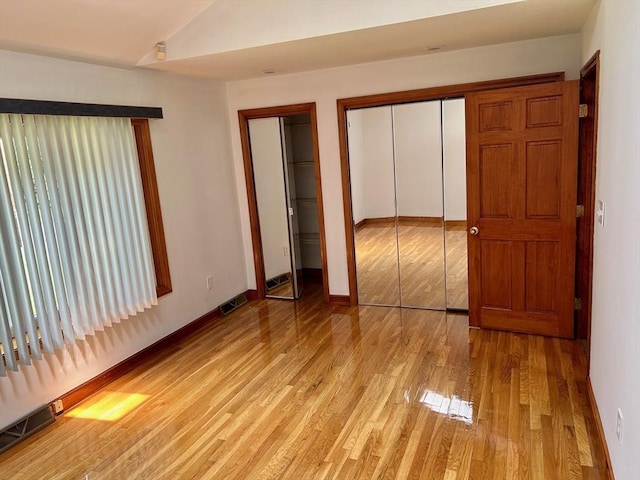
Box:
[576, 51, 600, 364]
[239, 103, 329, 303]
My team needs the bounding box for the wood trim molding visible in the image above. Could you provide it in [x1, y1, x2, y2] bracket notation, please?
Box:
[309, 104, 331, 304]
[444, 220, 468, 230]
[238, 103, 330, 303]
[397, 216, 442, 227]
[586, 376, 615, 480]
[581, 50, 601, 77]
[238, 112, 266, 299]
[329, 295, 351, 306]
[337, 72, 564, 111]
[132, 119, 172, 297]
[338, 72, 566, 305]
[58, 290, 256, 412]
[577, 50, 600, 370]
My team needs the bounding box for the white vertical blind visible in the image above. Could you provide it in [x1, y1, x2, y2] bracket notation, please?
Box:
[0, 114, 157, 376]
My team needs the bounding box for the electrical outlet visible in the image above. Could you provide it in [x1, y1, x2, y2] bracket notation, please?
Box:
[52, 399, 64, 415]
[206, 275, 214, 290]
[283, 246, 289, 256]
[616, 408, 624, 444]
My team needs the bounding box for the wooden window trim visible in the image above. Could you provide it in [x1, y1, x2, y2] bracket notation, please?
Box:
[131, 119, 172, 297]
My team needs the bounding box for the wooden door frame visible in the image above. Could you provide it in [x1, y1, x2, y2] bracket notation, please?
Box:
[338, 72, 565, 306]
[239, 102, 330, 304]
[576, 51, 600, 368]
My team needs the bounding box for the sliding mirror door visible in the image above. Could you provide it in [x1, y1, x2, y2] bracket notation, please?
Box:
[248, 118, 300, 299]
[394, 101, 446, 309]
[346, 98, 468, 311]
[442, 99, 468, 310]
[347, 107, 400, 306]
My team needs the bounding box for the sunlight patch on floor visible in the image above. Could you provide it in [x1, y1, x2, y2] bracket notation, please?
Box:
[66, 391, 150, 421]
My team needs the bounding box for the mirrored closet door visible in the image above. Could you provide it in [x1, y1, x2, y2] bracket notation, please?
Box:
[249, 117, 301, 299]
[346, 98, 468, 310]
[247, 113, 322, 300]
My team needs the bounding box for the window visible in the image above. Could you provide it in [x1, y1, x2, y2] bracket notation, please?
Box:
[0, 113, 170, 375]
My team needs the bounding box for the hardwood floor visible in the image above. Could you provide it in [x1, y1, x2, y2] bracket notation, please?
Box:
[354, 221, 401, 306]
[0, 286, 606, 479]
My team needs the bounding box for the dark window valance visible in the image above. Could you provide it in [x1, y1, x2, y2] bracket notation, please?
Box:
[0, 98, 163, 119]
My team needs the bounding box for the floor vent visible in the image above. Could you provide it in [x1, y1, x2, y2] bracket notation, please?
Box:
[0, 405, 55, 454]
[219, 293, 248, 316]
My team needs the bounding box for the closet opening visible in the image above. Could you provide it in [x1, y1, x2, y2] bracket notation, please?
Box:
[337, 72, 567, 310]
[239, 103, 329, 303]
[345, 99, 467, 311]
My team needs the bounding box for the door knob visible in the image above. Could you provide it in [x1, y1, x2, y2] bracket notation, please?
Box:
[469, 226, 479, 235]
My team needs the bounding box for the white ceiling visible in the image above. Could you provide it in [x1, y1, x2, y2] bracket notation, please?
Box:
[0, 0, 215, 67]
[0, 0, 595, 81]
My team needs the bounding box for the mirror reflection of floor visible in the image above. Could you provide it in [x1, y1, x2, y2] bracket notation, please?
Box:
[398, 221, 446, 308]
[354, 221, 401, 306]
[444, 226, 469, 310]
[354, 221, 468, 309]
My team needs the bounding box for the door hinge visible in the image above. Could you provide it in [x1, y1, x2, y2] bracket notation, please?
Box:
[576, 205, 585, 218]
[574, 297, 583, 310]
[579, 104, 588, 118]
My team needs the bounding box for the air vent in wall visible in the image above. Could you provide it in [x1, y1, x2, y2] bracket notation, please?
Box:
[0, 405, 55, 454]
[219, 293, 248, 316]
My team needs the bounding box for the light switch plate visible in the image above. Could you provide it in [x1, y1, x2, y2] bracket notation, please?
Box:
[596, 199, 605, 226]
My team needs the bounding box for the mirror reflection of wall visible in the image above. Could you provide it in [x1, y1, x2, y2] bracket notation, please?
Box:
[247, 114, 320, 300]
[346, 98, 468, 311]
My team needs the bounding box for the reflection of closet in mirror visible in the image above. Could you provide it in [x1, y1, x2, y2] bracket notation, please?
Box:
[248, 113, 321, 299]
[346, 98, 467, 310]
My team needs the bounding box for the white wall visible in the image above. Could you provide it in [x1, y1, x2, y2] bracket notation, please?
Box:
[443, 98, 467, 221]
[0, 50, 246, 428]
[226, 34, 582, 295]
[580, 2, 640, 478]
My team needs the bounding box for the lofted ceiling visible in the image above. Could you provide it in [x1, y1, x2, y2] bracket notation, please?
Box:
[0, 0, 595, 81]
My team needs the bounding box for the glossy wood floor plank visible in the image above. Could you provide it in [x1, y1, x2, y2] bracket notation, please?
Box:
[0, 286, 606, 479]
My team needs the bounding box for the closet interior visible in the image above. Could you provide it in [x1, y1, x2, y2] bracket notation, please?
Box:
[247, 113, 322, 299]
[346, 98, 468, 310]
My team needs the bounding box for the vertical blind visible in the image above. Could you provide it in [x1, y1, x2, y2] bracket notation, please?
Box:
[0, 114, 157, 376]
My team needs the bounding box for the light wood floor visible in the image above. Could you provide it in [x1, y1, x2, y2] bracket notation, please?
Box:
[355, 223, 468, 310]
[0, 287, 605, 479]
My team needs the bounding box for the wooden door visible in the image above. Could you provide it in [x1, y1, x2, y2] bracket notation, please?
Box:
[466, 81, 579, 338]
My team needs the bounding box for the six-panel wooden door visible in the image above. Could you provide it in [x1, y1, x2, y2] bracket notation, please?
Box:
[465, 81, 579, 338]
